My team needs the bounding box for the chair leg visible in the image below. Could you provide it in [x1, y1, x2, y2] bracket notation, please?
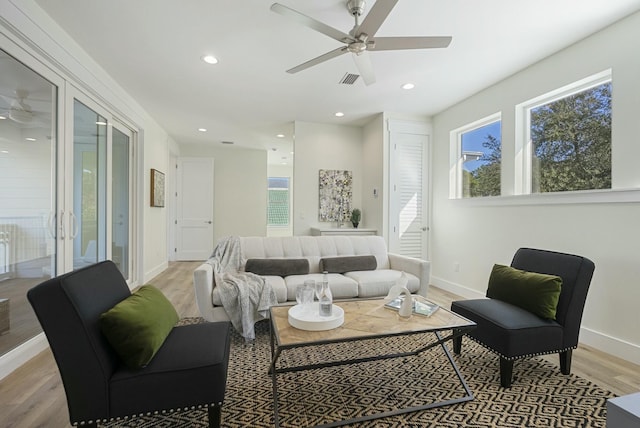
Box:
[208, 404, 221, 428]
[453, 335, 462, 354]
[559, 349, 572, 375]
[499, 357, 514, 388]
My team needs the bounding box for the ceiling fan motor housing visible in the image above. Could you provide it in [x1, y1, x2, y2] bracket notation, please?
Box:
[347, 0, 366, 17]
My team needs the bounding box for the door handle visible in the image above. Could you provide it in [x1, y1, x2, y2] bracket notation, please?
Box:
[421, 226, 428, 231]
[205, 221, 212, 224]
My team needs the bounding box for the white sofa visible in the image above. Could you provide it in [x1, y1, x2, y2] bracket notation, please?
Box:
[193, 235, 431, 322]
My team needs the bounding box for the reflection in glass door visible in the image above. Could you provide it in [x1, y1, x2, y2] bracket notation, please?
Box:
[0, 47, 58, 355]
[72, 100, 107, 270]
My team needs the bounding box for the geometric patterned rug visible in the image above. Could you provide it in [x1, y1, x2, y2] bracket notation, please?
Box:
[103, 318, 615, 428]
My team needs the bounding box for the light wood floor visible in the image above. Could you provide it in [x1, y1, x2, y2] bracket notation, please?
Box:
[1, 261, 638, 428]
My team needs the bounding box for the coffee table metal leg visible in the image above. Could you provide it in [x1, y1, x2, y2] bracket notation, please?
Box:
[270, 328, 473, 428]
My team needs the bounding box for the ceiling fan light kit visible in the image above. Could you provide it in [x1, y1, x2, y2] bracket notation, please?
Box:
[271, 0, 451, 86]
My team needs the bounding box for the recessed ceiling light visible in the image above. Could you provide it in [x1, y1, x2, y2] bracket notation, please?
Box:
[335, 112, 344, 117]
[402, 83, 415, 90]
[25, 137, 37, 141]
[1, 150, 9, 153]
[0, 115, 7, 120]
[95, 121, 107, 126]
[202, 55, 218, 64]
[276, 134, 285, 138]
[198, 128, 207, 132]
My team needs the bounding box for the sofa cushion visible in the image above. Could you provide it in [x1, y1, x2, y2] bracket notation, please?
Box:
[284, 274, 358, 300]
[245, 258, 309, 277]
[319, 255, 377, 274]
[346, 270, 420, 298]
[487, 264, 563, 320]
[100, 285, 179, 369]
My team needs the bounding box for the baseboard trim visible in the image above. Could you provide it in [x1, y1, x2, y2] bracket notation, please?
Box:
[431, 275, 640, 366]
[0, 333, 48, 381]
[144, 261, 168, 283]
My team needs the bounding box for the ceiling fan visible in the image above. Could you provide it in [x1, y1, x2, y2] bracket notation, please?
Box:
[0, 89, 50, 127]
[270, 0, 452, 85]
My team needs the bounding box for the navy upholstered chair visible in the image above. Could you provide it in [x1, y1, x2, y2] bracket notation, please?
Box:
[27, 260, 231, 427]
[450, 248, 595, 388]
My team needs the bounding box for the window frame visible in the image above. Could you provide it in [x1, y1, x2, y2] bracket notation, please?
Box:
[449, 112, 502, 199]
[515, 69, 612, 195]
[267, 176, 290, 227]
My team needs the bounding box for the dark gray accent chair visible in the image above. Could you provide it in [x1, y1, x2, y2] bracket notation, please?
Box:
[27, 260, 231, 427]
[450, 248, 595, 388]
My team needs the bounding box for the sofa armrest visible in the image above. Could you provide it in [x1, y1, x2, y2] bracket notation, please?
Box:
[387, 253, 431, 297]
[193, 262, 216, 322]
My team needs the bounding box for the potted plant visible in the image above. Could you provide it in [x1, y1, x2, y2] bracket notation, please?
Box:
[351, 208, 361, 228]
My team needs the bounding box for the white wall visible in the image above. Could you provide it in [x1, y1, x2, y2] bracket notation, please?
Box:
[362, 114, 385, 238]
[431, 11, 640, 364]
[179, 144, 267, 245]
[293, 121, 363, 235]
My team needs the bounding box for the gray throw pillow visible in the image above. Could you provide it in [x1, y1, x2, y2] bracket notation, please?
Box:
[320, 255, 377, 274]
[245, 258, 309, 277]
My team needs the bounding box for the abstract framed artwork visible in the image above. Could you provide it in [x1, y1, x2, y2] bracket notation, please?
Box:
[318, 169, 352, 222]
[150, 168, 165, 207]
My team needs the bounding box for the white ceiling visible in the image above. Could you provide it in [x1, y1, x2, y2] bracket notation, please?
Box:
[32, 0, 640, 162]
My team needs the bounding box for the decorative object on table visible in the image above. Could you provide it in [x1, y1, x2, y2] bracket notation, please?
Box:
[150, 168, 165, 207]
[287, 303, 345, 331]
[295, 283, 314, 308]
[385, 295, 440, 317]
[318, 271, 333, 317]
[318, 169, 352, 222]
[384, 272, 412, 318]
[351, 208, 361, 228]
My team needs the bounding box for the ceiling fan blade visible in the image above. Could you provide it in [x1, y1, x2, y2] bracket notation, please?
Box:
[370, 36, 452, 51]
[352, 51, 376, 86]
[287, 46, 349, 74]
[357, 0, 399, 38]
[271, 3, 353, 43]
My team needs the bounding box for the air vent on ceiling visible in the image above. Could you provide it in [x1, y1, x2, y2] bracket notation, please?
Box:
[339, 73, 360, 85]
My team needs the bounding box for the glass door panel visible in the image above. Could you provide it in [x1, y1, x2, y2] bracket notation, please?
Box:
[112, 125, 130, 279]
[0, 47, 58, 354]
[72, 99, 107, 269]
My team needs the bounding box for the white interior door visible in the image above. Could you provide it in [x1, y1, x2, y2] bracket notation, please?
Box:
[176, 157, 214, 260]
[388, 121, 429, 259]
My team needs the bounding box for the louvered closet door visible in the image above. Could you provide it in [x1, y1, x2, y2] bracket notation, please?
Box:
[389, 125, 429, 259]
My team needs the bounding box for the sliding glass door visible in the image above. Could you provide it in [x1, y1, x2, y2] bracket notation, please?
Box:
[69, 93, 134, 280]
[0, 37, 136, 360]
[0, 46, 60, 355]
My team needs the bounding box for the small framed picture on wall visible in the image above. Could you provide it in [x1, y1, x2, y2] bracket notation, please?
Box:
[150, 168, 165, 207]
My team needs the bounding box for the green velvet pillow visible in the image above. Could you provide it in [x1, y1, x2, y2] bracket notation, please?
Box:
[100, 285, 179, 369]
[486, 264, 563, 319]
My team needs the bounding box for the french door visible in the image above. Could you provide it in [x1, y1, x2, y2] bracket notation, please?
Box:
[0, 43, 135, 358]
[65, 89, 135, 280]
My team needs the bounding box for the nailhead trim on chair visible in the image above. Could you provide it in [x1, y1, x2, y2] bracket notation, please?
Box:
[72, 401, 224, 425]
[462, 335, 577, 361]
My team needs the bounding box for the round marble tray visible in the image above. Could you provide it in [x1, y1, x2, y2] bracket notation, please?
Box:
[288, 303, 344, 331]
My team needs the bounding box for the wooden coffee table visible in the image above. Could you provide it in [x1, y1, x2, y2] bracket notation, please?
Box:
[269, 298, 477, 428]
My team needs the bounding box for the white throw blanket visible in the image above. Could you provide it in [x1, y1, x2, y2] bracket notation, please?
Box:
[206, 236, 278, 340]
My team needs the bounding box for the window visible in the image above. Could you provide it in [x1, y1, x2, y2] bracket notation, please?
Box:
[520, 71, 611, 194]
[450, 114, 502, 198]
[267, 177, 289, 226]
